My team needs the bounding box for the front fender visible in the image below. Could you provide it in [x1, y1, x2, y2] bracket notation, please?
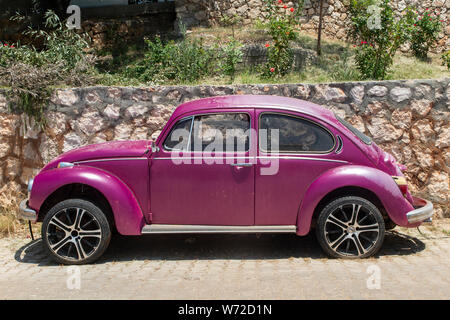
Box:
[29, 166, 145, 235]
[296, 165, 416, 236]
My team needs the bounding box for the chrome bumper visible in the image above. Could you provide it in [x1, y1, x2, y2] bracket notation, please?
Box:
[406, 198, 434, 224]
[18, 200, 37, 221]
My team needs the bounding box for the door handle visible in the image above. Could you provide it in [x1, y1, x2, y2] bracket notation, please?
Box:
[230, 163, 253, 167]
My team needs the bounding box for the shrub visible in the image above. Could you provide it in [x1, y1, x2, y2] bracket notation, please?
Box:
[348, 0, 415, 80]
[261, 0, 303, 78]
[442, 51, 450, 69]
[0, 11, 96, 127]
[410, 9, 443, 60]
[218, 39, 243, 83]
[126, 34, 215, 84]
[219, 14, 242, 39]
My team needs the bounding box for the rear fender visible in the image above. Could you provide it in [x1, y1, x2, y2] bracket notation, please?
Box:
[296, 165, 416, 235]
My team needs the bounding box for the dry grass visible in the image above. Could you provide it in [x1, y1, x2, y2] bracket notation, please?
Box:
[397, 218, 450, 238]
[0, 182, 35, 238]
[186, 26, 270, 45]
[0, 214, 20, 237]
[390, 54, 449, 80]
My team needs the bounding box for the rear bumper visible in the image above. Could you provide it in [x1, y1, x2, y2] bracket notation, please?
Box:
[18, 199, 37, 221]
[406, 197, 433, 224]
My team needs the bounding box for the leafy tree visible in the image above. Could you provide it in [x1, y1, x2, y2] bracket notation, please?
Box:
[348, 0, 415, 80]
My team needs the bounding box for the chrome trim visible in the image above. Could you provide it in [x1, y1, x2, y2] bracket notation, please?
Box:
[151, 141, 160, 153]
[230, 163, 253, 167]
[187, 116, 194, 151]
[258, 156, 348, 164]
[407, 200, 434, 224]
[74, 158, 148, 164]
[153, 156, 251, 160]
[335, 135, 343, 154]
[18, 200, 37, 221]
[27, 178, 34, 193]
[142, 224, 297, 234]
[58, 162, 74, 168]
[153, 156, 347, 164]
[163, 116, 194, 152]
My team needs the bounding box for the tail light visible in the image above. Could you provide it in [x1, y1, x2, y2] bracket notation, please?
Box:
[392, 176, 408, 197]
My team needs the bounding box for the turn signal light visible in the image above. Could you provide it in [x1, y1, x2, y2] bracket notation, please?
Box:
[393, 176, 408, 196]
[57, 162, 74, 168]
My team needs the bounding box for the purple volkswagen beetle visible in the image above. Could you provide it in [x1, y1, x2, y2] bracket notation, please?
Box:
[19, 95, 433, 264]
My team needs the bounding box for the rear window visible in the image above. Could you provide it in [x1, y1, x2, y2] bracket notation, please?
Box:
[336, 115, 372, 145]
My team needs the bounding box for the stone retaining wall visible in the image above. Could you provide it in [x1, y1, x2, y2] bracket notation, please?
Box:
[0, 2, 177, 50]
[176, 0, 450, 54]
[0, 79, 449, 217]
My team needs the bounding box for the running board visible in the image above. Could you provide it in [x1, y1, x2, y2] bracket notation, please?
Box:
[141, 224, 297, 234]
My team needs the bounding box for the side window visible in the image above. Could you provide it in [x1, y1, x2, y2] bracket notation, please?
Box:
[191, 113, 251, 152]
[259, 113, 335, 153]
[163, 118, 193, 151]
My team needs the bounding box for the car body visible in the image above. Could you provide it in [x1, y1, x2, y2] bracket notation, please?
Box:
[19, 95, 434, 264]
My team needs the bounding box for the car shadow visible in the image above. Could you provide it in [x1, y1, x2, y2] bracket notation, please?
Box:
[14, 229, 428, 266]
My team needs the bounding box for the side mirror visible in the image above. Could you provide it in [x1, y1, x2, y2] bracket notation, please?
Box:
[151, 141, 160, 153]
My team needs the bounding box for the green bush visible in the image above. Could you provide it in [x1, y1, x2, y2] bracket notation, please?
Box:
[126, 35, 215, 84]
[442, 51, 450, 69]
[348, 0, 415, 80]
[261, 0, 303, 78]
[410, 9, 443, 60]
[0, 11, 96, 127]
[218, 39, 244, 83]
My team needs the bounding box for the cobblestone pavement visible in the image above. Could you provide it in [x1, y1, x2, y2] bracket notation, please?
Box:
[0, 225, 449, 300]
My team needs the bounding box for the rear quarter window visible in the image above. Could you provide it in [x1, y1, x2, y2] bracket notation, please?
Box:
[336, 115, 372, 145]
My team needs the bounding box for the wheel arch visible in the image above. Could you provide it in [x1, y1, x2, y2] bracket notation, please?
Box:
[311, 186, 388, 226]
[296, 165, 415, 235]
[29, 166, 146, 235]
[38, 183, 116, 231]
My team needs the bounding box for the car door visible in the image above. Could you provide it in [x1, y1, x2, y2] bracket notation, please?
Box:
[255, 110, 346, 226]
[149, 109, 256, 226]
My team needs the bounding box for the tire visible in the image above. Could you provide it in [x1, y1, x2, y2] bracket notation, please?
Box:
[42, 199, 112, 265]
[316, 196, 385, 259]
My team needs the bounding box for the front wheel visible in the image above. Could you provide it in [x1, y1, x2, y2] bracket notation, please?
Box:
[42, 199, 111, 265]
[316, 196, 385, 259]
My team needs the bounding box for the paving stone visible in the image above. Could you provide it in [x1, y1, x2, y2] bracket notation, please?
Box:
[0, 226, 449, 299]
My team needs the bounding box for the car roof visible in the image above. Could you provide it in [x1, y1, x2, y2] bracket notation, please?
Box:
[173, 95, 336, 123]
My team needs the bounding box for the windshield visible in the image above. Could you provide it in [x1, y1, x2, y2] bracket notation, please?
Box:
[336, 115, 372, 145]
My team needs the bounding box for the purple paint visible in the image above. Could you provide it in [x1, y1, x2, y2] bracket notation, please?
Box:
[26, 95, 430, 236]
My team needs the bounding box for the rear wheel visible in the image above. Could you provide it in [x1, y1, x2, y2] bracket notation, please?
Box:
[42, 199, 111, 265]
[316, 196, 385, 259]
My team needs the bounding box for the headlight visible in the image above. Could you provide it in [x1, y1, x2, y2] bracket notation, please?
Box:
[27, 178, 34, 193]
